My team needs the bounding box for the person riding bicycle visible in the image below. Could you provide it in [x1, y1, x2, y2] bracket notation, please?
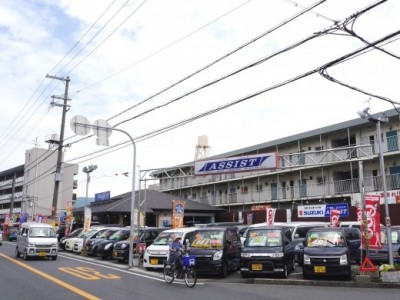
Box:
[169, 235, 184, 276]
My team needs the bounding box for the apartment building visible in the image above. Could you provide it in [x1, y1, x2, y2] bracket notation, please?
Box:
[0, 147, 78, 223]
[150, 108, 400, 212]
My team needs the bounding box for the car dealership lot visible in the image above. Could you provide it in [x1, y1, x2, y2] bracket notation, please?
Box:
[52, 248, 400, 289]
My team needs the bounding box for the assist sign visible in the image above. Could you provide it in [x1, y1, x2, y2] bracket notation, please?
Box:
[297, 203, 349, 218]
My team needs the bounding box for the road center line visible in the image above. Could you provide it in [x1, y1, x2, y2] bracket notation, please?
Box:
[0, 253, 101, 300]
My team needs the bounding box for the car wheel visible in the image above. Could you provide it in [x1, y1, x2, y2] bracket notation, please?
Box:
[145, 267, 153, 271]
[220, 261, 228, 278]
[51, 256, 57, 261]
[23, 250, 29, 261]
[303, 272, 312, 280]
[15, 247, 20, 258]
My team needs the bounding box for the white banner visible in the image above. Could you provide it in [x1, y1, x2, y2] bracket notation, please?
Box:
[83, 207, 92, 235]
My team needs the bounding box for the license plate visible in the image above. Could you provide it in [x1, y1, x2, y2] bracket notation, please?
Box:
[38, 252, 47, 257]
[150, 259, 158, 265]
[314, 266, 326, 273]
[251, 264, 262, 271]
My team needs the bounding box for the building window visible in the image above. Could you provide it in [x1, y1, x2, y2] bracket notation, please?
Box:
[241, 186, 248, 194]
[256, 184, 263, 191]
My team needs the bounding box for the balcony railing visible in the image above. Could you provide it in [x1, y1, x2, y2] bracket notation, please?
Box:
[178, 174, 399, 207]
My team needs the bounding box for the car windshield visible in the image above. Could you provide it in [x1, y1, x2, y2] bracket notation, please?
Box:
[109, 230, 130, 241]
[306, 231, 345, 247]
[29, 227, 56, 238]
[97, 229, 118, 239]
[190, 230, 224, 249]
[381, 230, 400, 244]
[152, 232, 182, 245]
[245, 229, 282, 247]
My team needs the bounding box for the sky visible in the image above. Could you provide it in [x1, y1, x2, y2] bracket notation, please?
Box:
[1, 0, 400, 200]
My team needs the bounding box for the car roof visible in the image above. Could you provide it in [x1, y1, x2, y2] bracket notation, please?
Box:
[308, 227, 345, 232]
[162, 227, 197, 233]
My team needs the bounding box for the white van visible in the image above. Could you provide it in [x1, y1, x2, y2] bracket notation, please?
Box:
[16, 222, 58, 261]
[143, 227, 196, 270]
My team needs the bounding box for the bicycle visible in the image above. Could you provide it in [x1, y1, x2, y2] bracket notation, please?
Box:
[163, 254, 197, 288]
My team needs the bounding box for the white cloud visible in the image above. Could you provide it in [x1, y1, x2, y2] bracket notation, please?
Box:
[1, 0, 399, 199]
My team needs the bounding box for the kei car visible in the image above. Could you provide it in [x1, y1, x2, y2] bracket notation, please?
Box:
[113, 227, 163, 262]
[302, 227, 352, 280]
[96, 228, 131, 259]
[187, 226, 242, 277]
[240, 226, 296, 278]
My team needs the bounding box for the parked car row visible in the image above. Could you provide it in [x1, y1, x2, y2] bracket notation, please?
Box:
[58, 221, 400, 281]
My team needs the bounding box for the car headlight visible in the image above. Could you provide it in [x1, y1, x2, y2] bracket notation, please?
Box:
[104, 243, 113, 250]
[241, 252, 252, 258]
[28, 243, 35, 247]
[295, 245, 302, 251]
[121, 244, 127, 249]
[303, 254, 311, 265]
[340, 254, 348, 265]
[269, 252, 284, 258]
[213, 250, 223, 261]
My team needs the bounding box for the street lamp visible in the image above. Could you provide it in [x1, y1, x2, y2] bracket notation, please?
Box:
[357, 107, 393, 266]
[82, 164, 97, 205]
[70, 115, 137, 269]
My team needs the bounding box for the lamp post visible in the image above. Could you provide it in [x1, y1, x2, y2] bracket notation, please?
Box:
[357, 108, 393, 266]
[70, 116, 137, 268]
[82, 165, 97, 205]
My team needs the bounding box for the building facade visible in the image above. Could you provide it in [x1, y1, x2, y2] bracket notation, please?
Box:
[150, 108, 400, 215]
[0, 147, 78, 223]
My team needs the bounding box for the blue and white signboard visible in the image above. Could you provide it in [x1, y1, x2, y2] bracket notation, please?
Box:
[297, 203, 349, 218]
[194, 153, 278, 175]
[95, 191, 111, 202]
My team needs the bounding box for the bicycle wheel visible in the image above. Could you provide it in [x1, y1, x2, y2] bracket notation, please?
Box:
[163, 263, 175, 284]
[184, 267, 197, 288]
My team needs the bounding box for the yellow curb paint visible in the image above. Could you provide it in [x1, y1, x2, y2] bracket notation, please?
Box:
[0, 253, 101, 300]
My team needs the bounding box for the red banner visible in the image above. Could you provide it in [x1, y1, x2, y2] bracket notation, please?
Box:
[330, 209, 340, 227]
[362, 195, 382, 249]
[266, 208, 276, 226]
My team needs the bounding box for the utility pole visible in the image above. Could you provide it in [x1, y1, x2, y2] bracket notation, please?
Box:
[46, 74, 71, 221]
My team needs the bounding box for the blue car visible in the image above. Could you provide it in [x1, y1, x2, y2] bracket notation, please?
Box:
[8, 228, 18, 241]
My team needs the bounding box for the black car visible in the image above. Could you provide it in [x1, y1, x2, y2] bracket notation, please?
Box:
[59, 228, 83, 250]
[85, 228, 121, 257]
[113, 227, 163, 263]
[360, 226, 400, 265]
[240, 226, 296, 278]
[187, 227, 242, 277]
[96, 228, 131, 259]
[302, 227, 352, 280]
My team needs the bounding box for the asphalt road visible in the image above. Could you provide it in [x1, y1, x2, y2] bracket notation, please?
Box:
[1, 241, 399, 300]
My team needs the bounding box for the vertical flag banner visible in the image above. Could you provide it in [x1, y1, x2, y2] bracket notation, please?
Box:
[83, 207, 92, 235]
[247, 213, 253, 225]
[172, 200, 186, 229]
[330, 209, 340, 227]
[266, 208, 276, 226]
[356, 206, 362, 222]
[363, 195, 382, 249]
